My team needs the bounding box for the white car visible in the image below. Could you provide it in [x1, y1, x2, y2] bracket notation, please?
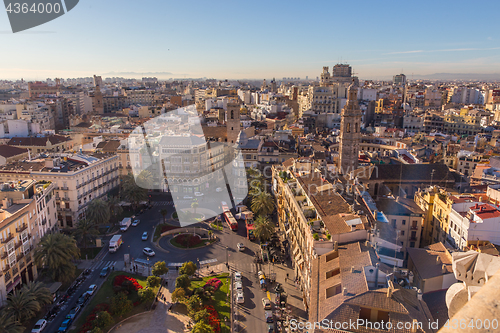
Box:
[143, 247, 155, 256]
[236, 291, 244, 304]
[87, 284, 97, 296]
[194, 192, 204, 197]
[234, 281, 243, 291]
[183, 195, 194, 200]
[31, 319, 47, 333]
[215, 187, 223, 193]
[237, 243, 245, 251]
[142, 231, 148, 241]
[262, 297, 272, 310]
[234, 271, 242, 282]
[132, 219, 140, 226]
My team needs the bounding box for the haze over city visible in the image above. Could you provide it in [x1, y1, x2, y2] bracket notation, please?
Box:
[2, 0, 500, 80]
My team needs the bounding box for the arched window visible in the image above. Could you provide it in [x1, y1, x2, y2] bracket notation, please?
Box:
[355, 123, 358, 133]
[346, 123, 350, 133]
[231, 110, 234, 119]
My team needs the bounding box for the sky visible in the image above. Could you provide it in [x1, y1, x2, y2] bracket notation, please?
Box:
[1, 0, 500, 80]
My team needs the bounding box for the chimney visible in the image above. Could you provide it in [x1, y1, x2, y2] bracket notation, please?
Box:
[411, 319, 419, 333]
[342, 287, 347, 296]
[351, 266, 355, 273]
[387, 286, 393, 298]
[365, 240, 370, 247]
[417, 289, 423, 300]
[45, 158, 54, 169]
[442, 264, 447, 274]
[474, 203, 479, 209]
[436, 256, 441, 264]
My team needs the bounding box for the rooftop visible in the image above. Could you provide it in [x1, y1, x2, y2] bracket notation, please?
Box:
[407, 242, 453, 280]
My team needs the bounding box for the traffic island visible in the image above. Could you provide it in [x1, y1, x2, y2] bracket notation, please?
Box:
[169, 233, 216, 249]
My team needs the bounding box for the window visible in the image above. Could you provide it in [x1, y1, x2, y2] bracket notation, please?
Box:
[401, 230, 405, 236]
[402, 220, 406, 225]
[326, 284, 342, 298]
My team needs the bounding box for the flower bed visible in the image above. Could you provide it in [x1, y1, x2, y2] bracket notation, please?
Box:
[113, 275, 143, 291]
[205, 305, 221, 333]
[79, 303, 110, 333]
[204, 278, 222, 291]
[174, 234, 202, 247]
[161, 224, 180, 233]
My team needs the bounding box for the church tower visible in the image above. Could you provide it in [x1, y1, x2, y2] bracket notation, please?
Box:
[339, 80, 361, 174]
[226, 98, 241, 144]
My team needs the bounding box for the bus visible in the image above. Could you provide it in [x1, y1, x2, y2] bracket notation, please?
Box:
[224, 211, 238, 231]
[246, 223, 255, 240]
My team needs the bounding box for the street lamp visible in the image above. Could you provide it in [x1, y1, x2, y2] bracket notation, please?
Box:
[226, 246, 229, 268]
[147, 257, 150, 276]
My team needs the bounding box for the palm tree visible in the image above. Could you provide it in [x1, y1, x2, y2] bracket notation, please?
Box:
[251, 191, 274, 216]
[72, 219, 98, 249]
[21, 281, 52, 308]
[34, 233, 79, 282]
[136, 170, 153, 190]
[108, 196, 123, 218]
[121, 174, 148, 210]
[160, 209, 168, 223]
[0, 313, 24, 333]
[191, 201, 199, 215]
[253, 215, 274, 242]
[5, 290, 40, 322]
[86, 199, 111, 226]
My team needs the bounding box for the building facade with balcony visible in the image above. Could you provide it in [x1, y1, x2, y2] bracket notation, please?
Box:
[272, 163, 369, 310]
[0, 153, 119, 228]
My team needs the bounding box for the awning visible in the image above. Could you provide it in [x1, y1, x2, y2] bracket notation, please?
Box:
[260, 279, 266, 285]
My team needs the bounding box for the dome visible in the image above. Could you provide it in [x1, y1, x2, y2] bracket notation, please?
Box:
[236, 130, 248, 145]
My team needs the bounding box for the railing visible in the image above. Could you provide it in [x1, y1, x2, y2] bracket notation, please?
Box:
[14, 242, 21, 250]
[3, 265, 10, 273]
[410, 236, 418, 241]
[61, 187, 69, 190]
[16, 252, 24, 262]
[16, 224, 28, 233]
[0, 252, 6, 260]
[1, 234, 14, 244]
[410, 226, 418, 230]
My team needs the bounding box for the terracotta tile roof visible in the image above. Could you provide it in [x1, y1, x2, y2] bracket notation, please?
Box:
[0, 145, 29, 158]
[7, 135, 71, 147]
[407, 242, 453, 280]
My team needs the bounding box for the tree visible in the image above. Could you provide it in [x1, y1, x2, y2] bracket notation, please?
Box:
[147, 276, 161, 288]
[138, 288, 155, 303]
[191, 320, 215, 333]
[179, 261, 197, 276]
[0, 313, 25, 333]
[186, 295, 203, 320]
[86, 199, 111, 226]
[110, 292, 133, 317]
[89, 328, 102, 333]
[108, 196, 123, 219]
[171, 288, 186, 303]
[191, 201, 199, 215]
[121, 174, 148, 210]
[21, 281, 52, 308]
[253, 215, 274, 242]
[92, 311, 113, 329]
[151, 261, 169, 277]
[4, 290, 40, 322]
[34, 233, 80, 282]
[193, 308, 211, 323]
[72, 218, 98, 249]
[251, 191, 274, 216]
[175, 274, 191, 290]
[160, 209, 168, 223]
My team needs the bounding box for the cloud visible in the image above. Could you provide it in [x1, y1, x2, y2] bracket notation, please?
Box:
[384, 47, 500, 55]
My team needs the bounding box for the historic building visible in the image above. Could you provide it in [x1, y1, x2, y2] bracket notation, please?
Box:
[339, 81, 362, 174]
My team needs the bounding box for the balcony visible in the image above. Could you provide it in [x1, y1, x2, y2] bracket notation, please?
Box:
[16, 223, 28, 233]
[410, 236, 418, 241]
[16, 253, 24, 262]
[14, 242, 21, 250]
[2, 234, 14, 244]
[3, 265, 10, 273]
[0, 252, 6, 260]
[61, 187, 69, 190]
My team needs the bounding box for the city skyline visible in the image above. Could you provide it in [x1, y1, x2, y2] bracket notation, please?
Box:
[2, 0, 500, 80]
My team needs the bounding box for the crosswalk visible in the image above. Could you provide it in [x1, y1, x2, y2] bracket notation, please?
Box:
[152, 201, 175, 206]
[91, 260, 117, 270]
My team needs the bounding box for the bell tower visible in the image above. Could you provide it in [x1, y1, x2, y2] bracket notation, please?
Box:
[226, 98, 241, 144]
[339, 80, 361, 174]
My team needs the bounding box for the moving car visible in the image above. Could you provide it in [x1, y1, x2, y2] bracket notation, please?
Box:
[194, 192, 204, 197]
[31, 319, 47, 333]
[215, 187, 223, 192]
[66, 305, 81, 320]
[237, 243, 245, 251]
[143, 247, 155, 256]
[142, 231, 148, 241]
[100, 266, 110, 278]
[87, 284, 97, 295]
[234, 271, 242, 282]
[58, 319, 72, 332]
[132, 219, 140, 227]
[262, 297, 272, 310]
[236, 291, 244, 304]
[183, 195, 193, 200]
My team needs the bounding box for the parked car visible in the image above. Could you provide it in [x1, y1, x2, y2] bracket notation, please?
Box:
[265, 311, 273, 323]
[58, 319, 72, 332]
[267, 323, 275, 333]
[194, 192, 204, 197]
[100, 266, 110, 278]
[236, 291, 244, 304]
[143, 247, 155, 256]
[87, 284, 97, 295]
[237, 243, 245, 251]
[132, 219, 140, 227]
[66, 305, 81, 320]
[234, 281, 243, 291]
[77, 293, 89, 306]
[31, 319, 47, 333]
[142, 231, 148, 241]
[234, 271, 242, 282]
[262, 297, 272, 310]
